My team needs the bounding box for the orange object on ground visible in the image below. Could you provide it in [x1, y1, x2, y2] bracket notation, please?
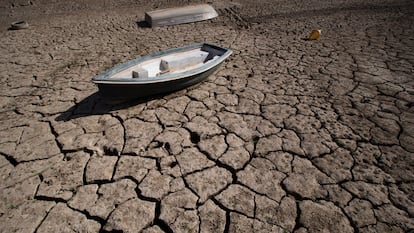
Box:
[308, 29, 321, 40]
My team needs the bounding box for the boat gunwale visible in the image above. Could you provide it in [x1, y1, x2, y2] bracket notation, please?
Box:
[92, 43, 232, 85]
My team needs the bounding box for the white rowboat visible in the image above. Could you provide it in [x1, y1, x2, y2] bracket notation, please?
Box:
[145, 4, 218, 27]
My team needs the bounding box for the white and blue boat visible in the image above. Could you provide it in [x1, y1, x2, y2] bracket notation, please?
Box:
[92, 43, 232, 101]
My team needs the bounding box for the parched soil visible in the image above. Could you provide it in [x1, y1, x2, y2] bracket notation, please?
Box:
[0, 0, 413, 232]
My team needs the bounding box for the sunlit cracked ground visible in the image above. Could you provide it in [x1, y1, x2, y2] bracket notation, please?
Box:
[0, 0, 413, 232]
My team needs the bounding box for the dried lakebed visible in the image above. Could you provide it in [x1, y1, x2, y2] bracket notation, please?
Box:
[0, 0, 413, 232]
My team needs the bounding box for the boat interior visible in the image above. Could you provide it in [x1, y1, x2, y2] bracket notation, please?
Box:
[109, 45, 226, 79]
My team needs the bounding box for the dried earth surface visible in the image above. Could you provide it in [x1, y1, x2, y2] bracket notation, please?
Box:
[0, 0, 414, 232]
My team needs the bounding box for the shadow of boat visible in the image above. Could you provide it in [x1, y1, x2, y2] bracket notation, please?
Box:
[55, 91, 166, 121]
[136, 20, 151, 28]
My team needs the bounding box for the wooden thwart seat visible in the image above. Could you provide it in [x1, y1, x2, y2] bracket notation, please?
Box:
[132, 68, 148, 78]
[160, 51, 209, 72]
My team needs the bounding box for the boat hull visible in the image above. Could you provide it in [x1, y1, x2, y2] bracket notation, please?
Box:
[92, 43, 232, 102]
[145, 4, 218, 27]
[96, 61, 221, 101]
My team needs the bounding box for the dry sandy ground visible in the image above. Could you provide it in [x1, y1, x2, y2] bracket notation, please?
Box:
[0, 0, 413, 232]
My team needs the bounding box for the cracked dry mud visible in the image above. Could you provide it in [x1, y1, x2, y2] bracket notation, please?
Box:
[1, 0, 414, 232]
